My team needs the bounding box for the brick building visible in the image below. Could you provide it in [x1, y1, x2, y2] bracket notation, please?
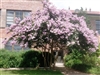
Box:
[0, 0, 100, 50]
[0, 0, 43, 49]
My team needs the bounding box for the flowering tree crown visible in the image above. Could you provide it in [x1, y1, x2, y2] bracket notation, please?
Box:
[3, 1, 99, 52]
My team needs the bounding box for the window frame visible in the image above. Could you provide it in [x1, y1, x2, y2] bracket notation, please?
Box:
[6, 10, 31, 27]
[5, 40, 29, 51]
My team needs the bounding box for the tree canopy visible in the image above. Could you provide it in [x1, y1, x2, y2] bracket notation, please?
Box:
[3, 1, 99, 53]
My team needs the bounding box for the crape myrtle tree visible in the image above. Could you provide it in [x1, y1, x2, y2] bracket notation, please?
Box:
[75, 7, 91, 28]
[3, 1, 99, 68]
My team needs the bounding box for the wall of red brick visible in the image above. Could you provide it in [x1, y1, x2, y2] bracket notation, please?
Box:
[88, 15, 100, 31]
[0, 0, 43, 48]
[1, 0, 43, 13]
[0, 0, 43, 39]
[0, 29, 11, 38]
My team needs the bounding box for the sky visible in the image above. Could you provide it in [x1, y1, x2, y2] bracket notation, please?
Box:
[49, 0, 100, 11]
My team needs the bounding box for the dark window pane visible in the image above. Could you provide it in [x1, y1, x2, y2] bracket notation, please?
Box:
[7, 11, 14, 16]
[23, 12, 30, 17]
[0, 9, 1, 16]
[96, 20, 100, 34]
[97, 29, 100, 34]
[15, 11, 23, 19]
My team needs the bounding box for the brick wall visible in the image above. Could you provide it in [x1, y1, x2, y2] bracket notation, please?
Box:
[1, 0, 43, 13]
[88, 15, 100, 31]
[0, 0, 43, 49]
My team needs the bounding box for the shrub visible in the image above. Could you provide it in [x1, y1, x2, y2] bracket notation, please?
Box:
[0, 49, 24, 68]
[64, 49, 83, 68]
[87, 66, 100, 74]
[0, 49, 55, 68]
[64, 46, 100, 72]
[20, 50, 40, 68]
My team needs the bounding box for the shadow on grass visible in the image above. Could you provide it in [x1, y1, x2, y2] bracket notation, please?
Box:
[2, 69, 63, 75]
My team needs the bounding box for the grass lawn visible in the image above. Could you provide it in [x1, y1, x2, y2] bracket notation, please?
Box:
[0, 69, 63, 75]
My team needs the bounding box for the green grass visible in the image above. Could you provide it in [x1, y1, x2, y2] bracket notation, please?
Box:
[0, 69, 63, 75]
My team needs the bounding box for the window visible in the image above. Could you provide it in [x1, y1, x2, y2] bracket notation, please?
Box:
[5, 40, 29, 50]
[0, 9, 1, 17]
[6, 10, 31, 27]
[96, 20, 100, 34]
[0, 9, 2, 27]
[0, 9, 1, 16]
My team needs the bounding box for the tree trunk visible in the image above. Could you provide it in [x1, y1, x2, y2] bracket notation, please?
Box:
[42, 47, 47, 69]
[50, 40, 53, 69]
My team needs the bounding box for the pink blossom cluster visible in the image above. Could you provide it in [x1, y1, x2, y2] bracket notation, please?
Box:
[4, 14, 36, 48]
[3, 1, 99, 52]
